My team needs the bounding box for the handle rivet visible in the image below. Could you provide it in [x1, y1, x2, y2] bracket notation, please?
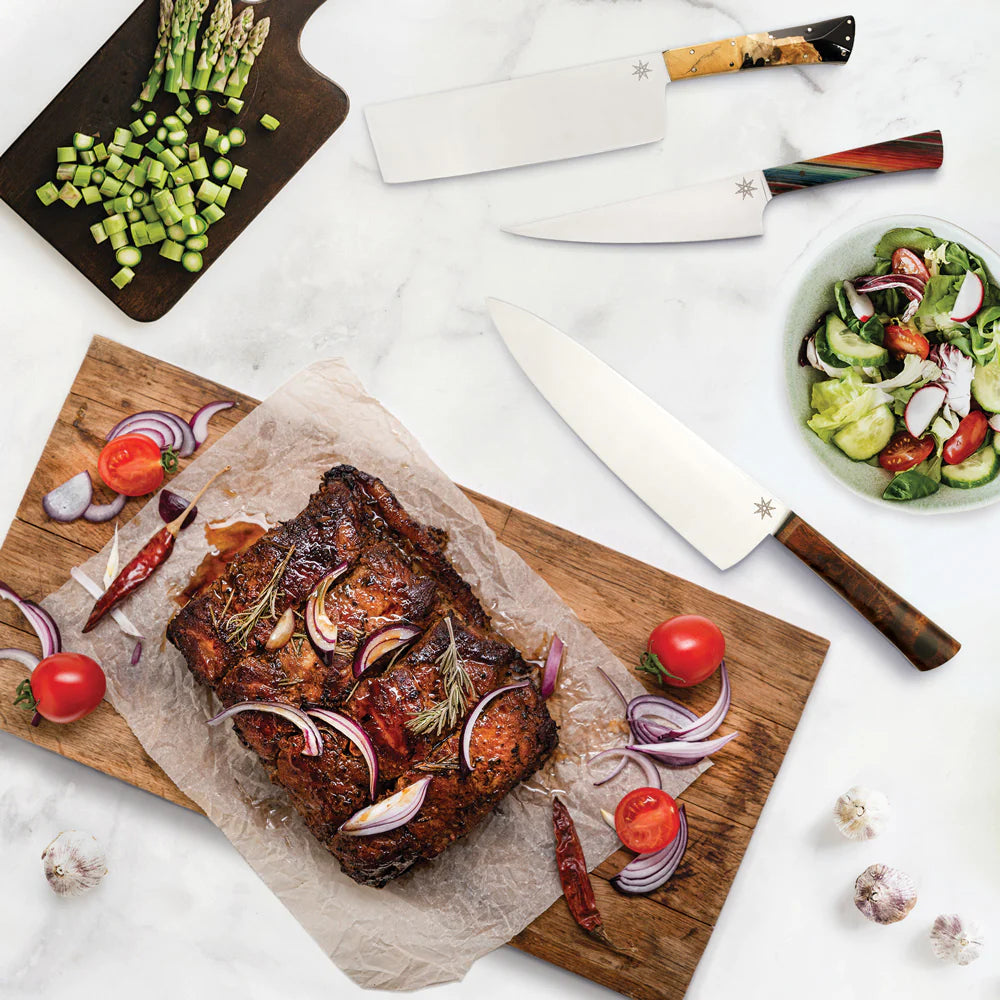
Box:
[689, 48, 695, 54]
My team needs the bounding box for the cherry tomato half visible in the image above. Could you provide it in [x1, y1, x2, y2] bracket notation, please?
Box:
[29, 653, 106, 724]
[98, 432, 164, 496]
[879, 431, 935, 473]
[615, 787, 680, 854]
[640, 615, 725, 688]
[892, 248, 931, 282]
[884, 324, 930, 361]
[943, 411, 989, 465]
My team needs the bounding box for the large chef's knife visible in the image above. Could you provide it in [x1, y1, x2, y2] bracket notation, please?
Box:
[486, 299, 960, 671]
[504, 131, 944, 244]
[366, 15, 854, 183]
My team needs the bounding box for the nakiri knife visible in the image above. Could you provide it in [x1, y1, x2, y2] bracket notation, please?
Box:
[486, 298, 960, 671]
[503, 130, 945, 245]
[366, 15, 855, 183]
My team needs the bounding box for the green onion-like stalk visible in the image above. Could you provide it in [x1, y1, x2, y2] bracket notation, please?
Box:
[139, 0, 175, 102]
[208, 6, 253, 93]
[223, 16, 269, 98]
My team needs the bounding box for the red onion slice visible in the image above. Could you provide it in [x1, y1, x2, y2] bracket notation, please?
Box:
[596, 666, 629, 713]
[0, 583, 61, 657]
[353, 623, 422, 678]
[856, 273, 926, 292]
[657, 663, 730, 742]
[131, 640, 143, 665]
[589, 747, 661, 790]
[339, 776, 432, 836]
[0, 648, 41, 671]
[69, 567, 142, 639]
[158, 489, 197, 529]
[540, 634, 564, 699]
[611, 805, 688, 895]
[628, 693, 698, 747]
[306, 709, 379, 799]
[627, 731, 739, 766]
[304, 563, 349, 653]
[42, 471, 94, 522]
[189, 401, 235, 448]
[459, 681, 530, 773]
[207, 701, 323, 756]
[107, 413, 179, 450]
[83, 492, 127, 523]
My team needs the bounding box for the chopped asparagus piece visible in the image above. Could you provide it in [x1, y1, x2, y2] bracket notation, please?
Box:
[111, 266, 135, 289]
[259, 114, 280, 131]
[36, 182, 59, 206]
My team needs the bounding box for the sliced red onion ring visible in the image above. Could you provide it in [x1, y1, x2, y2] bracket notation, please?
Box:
[42, 471, 93, 522]
[339, 776, 432, 836]
[0, 648, 40, 670]
[596, 666, 629, 713]
[627, 731, 739, 766]
[83, 492, 127, 523]
[158, 489, 197, 529]
[305, 564, 349, 653]
[588, 747, 661, 790]
[611, 805, 688, 895]
[353, 623, 422, 678]
[628, 693, 698, 746]
[207, 701, 323, 756]
[131, 640, 143, 666]
[459, 681, 530, 773]
[856, 273, 926, 292]
[69, 567, 143, 639]
[306, 708, 379, 799]
[540, 634, 564, 699]
[189, 400, 236, 447]
[0, 583, 61, 658]
[656, 663, 730, 742]
[107, 410, 196, 457]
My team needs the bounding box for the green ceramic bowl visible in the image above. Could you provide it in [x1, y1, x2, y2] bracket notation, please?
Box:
[784, 214, 1000, 514]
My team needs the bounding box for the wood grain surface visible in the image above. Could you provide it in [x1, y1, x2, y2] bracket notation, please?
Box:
[0, 0, 348, 322]
[0, 337, 830, 1000]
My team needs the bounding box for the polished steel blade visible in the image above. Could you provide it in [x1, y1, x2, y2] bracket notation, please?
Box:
[487, 299, 789, 570]
[502, 170, 771, 244]
[365, 53, 669, 183]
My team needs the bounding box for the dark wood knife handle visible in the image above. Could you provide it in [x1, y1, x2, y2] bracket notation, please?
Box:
[664, 14, 855, 81]
[764, 130, 944, 196]
[775, 513, 959, 671]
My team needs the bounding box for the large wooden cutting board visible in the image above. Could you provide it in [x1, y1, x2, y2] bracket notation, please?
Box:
[0, 0, 347, 322]
[0, 337, 829, 1000]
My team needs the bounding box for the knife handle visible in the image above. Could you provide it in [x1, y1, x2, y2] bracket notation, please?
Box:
[775, 514, 959, 671]
[763, 130, 944, 196]
[663, 14, 854, 81]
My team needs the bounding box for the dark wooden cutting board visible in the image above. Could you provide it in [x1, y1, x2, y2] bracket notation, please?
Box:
[0, 0, 347, 322]
[0, 337, 829, 1000]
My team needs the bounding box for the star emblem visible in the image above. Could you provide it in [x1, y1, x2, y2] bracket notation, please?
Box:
[753, 497, 776, 520]
[632, 60, 651, 81]
[735, 177, 757, 200]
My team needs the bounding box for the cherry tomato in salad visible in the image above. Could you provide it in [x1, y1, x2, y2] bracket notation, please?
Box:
[883, 324, 930, 361]
[879, 432, 935, 473]
[639, 615, 725, 688]
[892, 248, 931, 282]
[27, 653, 106, 724]
[98, 433, 164, 496]
[615, 787, 680, 854]
[943, 411, 989, 465]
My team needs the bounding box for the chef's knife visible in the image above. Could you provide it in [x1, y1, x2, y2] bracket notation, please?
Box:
[486, 299, 960, 671]
[503, 130, 944, 244]
[366, 15, 855, 183]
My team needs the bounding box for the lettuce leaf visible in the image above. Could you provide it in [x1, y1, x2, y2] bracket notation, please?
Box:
[874, 228, 942, 259]
[807, 371, 893, 443]
[834, 281, 885, 344]
[914, 274, 963, 332]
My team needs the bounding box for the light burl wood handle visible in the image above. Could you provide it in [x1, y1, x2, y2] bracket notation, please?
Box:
[664, 14, 855, 81]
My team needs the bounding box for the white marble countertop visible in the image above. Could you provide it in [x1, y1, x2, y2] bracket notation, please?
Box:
[0, 1, 996, 996]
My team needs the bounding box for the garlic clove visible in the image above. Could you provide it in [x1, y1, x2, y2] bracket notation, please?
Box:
[834, 786, 891, 840]
[930, 913, 984, 965]
[41, 831, 108, 897]
[854, 864, 917, 924]
[265, 607, 296, 650]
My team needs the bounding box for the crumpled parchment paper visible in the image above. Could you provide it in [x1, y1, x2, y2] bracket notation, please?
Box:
[42, 359, 707, 990]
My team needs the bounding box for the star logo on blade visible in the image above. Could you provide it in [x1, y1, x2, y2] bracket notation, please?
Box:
[735, 177, 758, 200]
[753, 498, 776, 520]
[632, 60, 651, 81]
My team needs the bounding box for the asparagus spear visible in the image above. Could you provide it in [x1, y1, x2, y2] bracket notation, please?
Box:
[182, 0, 210, 90]
[192, 0, 232, 92]
[163, 0, 193, 94]
[139, 0, 176, 102]
[223, 17, 269, 98]
[208, 6, 254, 93]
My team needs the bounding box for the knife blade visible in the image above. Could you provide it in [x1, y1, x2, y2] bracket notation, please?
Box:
[503, 131, 944, 244]
[366, 15, 855, 183]
[486, 298, 960, 671]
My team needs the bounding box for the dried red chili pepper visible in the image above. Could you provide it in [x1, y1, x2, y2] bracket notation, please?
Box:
[552, 796, 609, 943]
[83, 466, 229, 633]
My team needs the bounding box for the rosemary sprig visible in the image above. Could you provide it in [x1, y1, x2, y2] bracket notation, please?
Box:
[275, 677, 304, 688]
[289, 630, 308, 657]
[415, 757, 460, 773]
[405, 618, 473, 737]
[222, 544, 295, 649]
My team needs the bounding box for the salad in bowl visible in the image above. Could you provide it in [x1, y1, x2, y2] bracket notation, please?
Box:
[799, 225, 1000, 503]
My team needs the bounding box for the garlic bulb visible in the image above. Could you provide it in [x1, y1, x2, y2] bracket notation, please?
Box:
[930, 913, 984, 965]
[41, 831, 108, 897]
[854, 864, 917, 924]
[833, 786, 891, 841]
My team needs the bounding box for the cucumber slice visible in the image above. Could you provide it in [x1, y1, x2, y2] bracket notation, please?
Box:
[826, 314, 890, 367]
[941, 445, 1000, 489]
[832, 404, 896, 461]
[972, 359, 1000, 413]
[815, 318, 848, 370]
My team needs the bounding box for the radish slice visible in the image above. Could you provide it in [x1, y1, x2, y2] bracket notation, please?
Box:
[0, 648, 40, 670]
[844, 280, 874, 322]
[190, 401, 236, 448]
[951, 271, 984, 322]
[989, 414, 1000, 432]
[905, 384, 947, 438]
[42, 471, 93, 522]
[83, 492, 126, 523]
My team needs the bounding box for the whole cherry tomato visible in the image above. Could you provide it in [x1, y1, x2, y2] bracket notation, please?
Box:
[98, 433, 165, 496]
[21, 653, 106, 724]
[884, 324, 930, 361]
[639, 615, 725, 688]
[879, 431, 935, 473]
[614, 787, 680, 854]
[943, 411, 989, 465]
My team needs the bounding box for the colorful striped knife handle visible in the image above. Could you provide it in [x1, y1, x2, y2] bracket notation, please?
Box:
[763, 130, 944, 196]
